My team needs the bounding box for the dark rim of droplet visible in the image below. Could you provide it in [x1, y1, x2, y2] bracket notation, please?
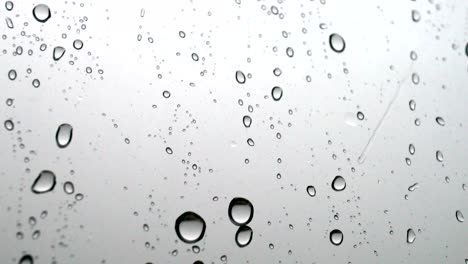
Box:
[235, 225, 253, 248]
[56, 123, 73, 148]
[174, 211, 206, 244]
[19, 254, 33, 264]
[228, 197, 254, 226]
[330, 229, 343, 245]
[271, 87, 283, 101]
[32, 4, 51, 23]
[329, 33, 345, 53]
[31, 170, 56, 194]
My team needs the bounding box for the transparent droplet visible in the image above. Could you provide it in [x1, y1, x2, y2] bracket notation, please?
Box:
[436, 150, 444, 162]
[306, 185, 316, 197]
[408, 183, 419, 192]
[330, 229, 343, 246]
[73, 39, 83, 50]
[235, 226, 253, 247]
[162, 90, 171, 98]
[5, 1, 13, 11]
[31, 170, 56, 194]
[410, 50, 418, 61]
[56, 123, 73, 148]
[19, 255, 33, 264]
[405, 157, 412, 166]
[409, 144, 415, 155]
[332, 176, 346, 191]
[409, 100, 416, 111]
[435, 116, 445, 126]
[40, 43, 47, 51]
[235, 70, 246, 84]
[357, 111, 364, 120]
[411, 73, 420, 85]
[407, 228, 416, 244]
[143, 223, 149, 232]
[247, 138, 255, 146]
[32, 79, 40, 88]
[8, 69, 17, 80]
[179, 31, 186, 38]
[53, 46, 65, 61]
[271, 86, 283, 101]
[6, 17, 14, 28]
[191, 53, 199, 61]
[242, 115, 252, 128]
[411, 10, 421, 22]
[329, 33, 345, 53]
[174, 211, 206, 243]
[31, 230, 40, 240]
[165, 147, 173, 155]
[4, 120, 14, 131]
[286, 47, 294, 57]
[32, 4, 51, 23]
[63, 181, 74, 194]
[455, 210, 464, 222]
[273, 68, 282, 76]
[228, 197, 254, 226]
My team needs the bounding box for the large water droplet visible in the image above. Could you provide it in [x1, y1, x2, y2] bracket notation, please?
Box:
[31, 170, 56, 194]
[271, 86, 283, 101]
[4, 120, 14, 131]
[332, 176, 346, 191]
[455, 210, 464, 222]
[329, 229, 343, 246]
[436, 150, 444, 162]
[56, 123, 73, 148]
[174, 211, 206, 243]
[53, 46, 65, 61]
[19, 255, 33, 264]
[73, 39, 83, 50]
[32, 4, 51, 23]
[235, 70, 246, 84]
[242, 115, 252, 128]
[5, 1, 13, 11]
[8, 69, 17, 80]
[435, 116, 445, 126]
[235, 225, 253, 247]
[228, 197, 254, 226]
[329, 33, 345, 53]
[406, 228, 416, 244]
[306, 185, 316, 197]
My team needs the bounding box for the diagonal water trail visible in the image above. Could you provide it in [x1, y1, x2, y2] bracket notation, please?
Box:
[357, 63, 414, 164]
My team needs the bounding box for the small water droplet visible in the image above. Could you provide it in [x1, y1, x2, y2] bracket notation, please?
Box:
[5, 1, 13, 11]
[4, 120, 14, 131]
[56, 123, 73, 148]
[407, 228, 416, 244]
[329, 33, 345, 53]
[409, 144, 415, 155]
[410, 50, 418, 61]
[271, 86, 283, 101]
[32, 79, 40, 88]
[19, 255, 33, 264]
[53, 46, 65, 61]
[286, 47, 294, 57]
[165, 147, 173, 154]
[411, 73, 420, 85]
[175, 211, 206, 243]
[235, 70, 246, 84]
[357, 111, 364, 120]
[411, 10, 421, 22]
[435, 116, 445, 126]
[73, 39, 83, 50]
[436, 150, 444, 162]
[31, 170, 56, 194]
[242, 115, 252, 128]
[273, 68, 282, 76]
[235, 226, 253, 247]
[163, 90, 171, 98]
[409, 100, 416, 111]
[330, 229, 343, 246]
[32, 4, 51, 23]
[63, 181, 74, 194]
[408, 183, 419, 192]
[228, 197, 254, 226]
[191, 53, 199, 61]
[455, 210, 464, 222]
[8, 69, 17, 80]
[332, 176, 346, 191]
[31, 230, 40, 240]
[306, 185, 316, 197]
[6, 17, 14, 28]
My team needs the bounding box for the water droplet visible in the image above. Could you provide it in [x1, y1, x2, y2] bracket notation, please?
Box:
[235, 70, 246, 84]
[56, 123, 73, 148]
[408, 183, 419, 192]
[165, 147, 173, 154]
[19, 255, 33, 264]
[228, 197, 254, 226]
[329, 33, 345, 53]
[191, 53, 199, 61]
[174, 211, 206, 243]
[5, 1, 13, 11]
[163, 90, 171, 98]
[179, 31, 186, 38]
[235, 226, 253, 247]
[410, 51, 418, 61]
[411, 10, 421, 22]
[435, 116, 445, 126]
[31, 170, 56, 194]
[73, 39, 83, 50]
[246, 138, 255, 146]
[53, 46, 65, 61]
[32, 4, 51, 23]
[273, 68, 282, 76]
[411, 73, 420, 85]
[242, 115, 252, 128]
[409, 100, 416, 111]
[31, 230, 40, 240]
[63, 181, 74, 194]
[4, 120, 14, 131]
[455, 210, 464, 222]
[286, 47, 294, 57]
[8, 69, 17, 80]
[329, 229, 343, 246]
[407, 228, 416, 244]
[332, 176, 346, 191]
[409, 144, 415, 155]
[32, 79, 40, 88]
[405, 157, 412, 166]
[6, 17, 14, 28]
[271, 86, 283, 101]
[357, 111, 364, 120]
[306, 185, 316, 197]
[436, 150, 444, 162]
